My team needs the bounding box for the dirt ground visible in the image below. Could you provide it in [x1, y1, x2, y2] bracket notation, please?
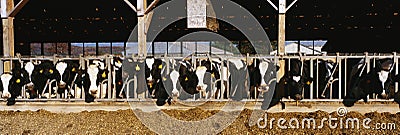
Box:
[0, 102, 399, 135]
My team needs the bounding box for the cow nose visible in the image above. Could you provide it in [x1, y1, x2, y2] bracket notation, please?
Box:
[257, 84, 269, 92]
[294, 94, 302, 100]
[196, 84, 207, 91]
[381, 93, 388, 99]
[2, 92, 11, 98]
[27, 82, 34, 90]
[58, 82, 67, 89]
[172, 89, 179, 97]
[90, 89, 98, 94]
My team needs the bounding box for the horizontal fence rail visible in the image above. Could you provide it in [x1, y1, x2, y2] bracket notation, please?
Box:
[0, 52, 399, 103]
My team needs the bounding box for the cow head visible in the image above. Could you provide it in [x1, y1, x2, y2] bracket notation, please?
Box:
[374, 59, 394, 99]
[55, 60, 80, 96]
[0, 73, 13, 99]
[343, 58, 395, 107]
[24, 62, 36, 93]
[86, 63, 103, 98]
[282, 59, 313, 101]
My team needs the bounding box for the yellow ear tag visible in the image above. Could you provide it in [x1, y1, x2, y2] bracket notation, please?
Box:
[40, 69, 43, 73]
[284, 82, 287, 84]
[211, 73, 215, 78]
[118, 61, 122, 64]
[135, 65, 141, 71]
[149, 84, 153, 88]
[49, 69, 53, 74]
[163, 77, 167, 81]
[185, 77, 188, 81]
[16, 79, 21, 83]
[72, 68, 76, 72]
[306, 81, 311, 85]
[158, 64, 163, 69]
[102, 72, 107, 78]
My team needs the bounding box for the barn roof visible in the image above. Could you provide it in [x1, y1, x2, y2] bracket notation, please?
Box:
[2, 0, 400, 53]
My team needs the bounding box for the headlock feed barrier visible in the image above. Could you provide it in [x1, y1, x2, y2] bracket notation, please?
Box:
[0, 52, 399, 102]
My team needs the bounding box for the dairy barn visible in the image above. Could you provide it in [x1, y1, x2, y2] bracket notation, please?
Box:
[0, 0, 400, 134]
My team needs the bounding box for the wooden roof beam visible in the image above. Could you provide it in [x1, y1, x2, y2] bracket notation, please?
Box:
[123, 0, 137, 12]
[7, 0, 29, 17]
[144, 0, 159, 14]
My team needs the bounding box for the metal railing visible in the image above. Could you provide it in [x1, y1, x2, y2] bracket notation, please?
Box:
[0, 52, 399, 103]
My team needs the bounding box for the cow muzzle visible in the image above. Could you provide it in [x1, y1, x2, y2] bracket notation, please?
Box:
[257, 84, 269, 92]
[58, 81, 67, 89]
[1, 92, 11, 99]
[380, 92, 388, 99]
[26, 82, 35, 90]
[294, 94, 303, 100]
[90, 89, 98, 95]
[196, 84, 207, 92]
[172, 89, 179, 97]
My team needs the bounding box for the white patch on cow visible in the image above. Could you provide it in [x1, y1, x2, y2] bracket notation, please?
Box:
[196, 66, 208, 91]
[87, 64, 99, 97]
[293, 76, 301, 82]
[56, 62, 68, 84]
[1, 73, 12, 98]
[259, 61, 269, 86]
[146, 58, 155, 81]
[93, 60, 105, 70]
[221, 67, 230, 81]
[378, 70, 390, 94]
[25, 62, 35, 78]
[170, 70, 180, 97]
[230, 59, 244, 69]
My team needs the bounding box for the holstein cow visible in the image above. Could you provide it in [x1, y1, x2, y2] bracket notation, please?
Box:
[111, 56, 124, 98]
[54, 60, 80, 98]
[261, 58, 313, 110]
[148, 58, 176, 106]
[121, 57, 151, 98]
[247, 58, 277, 99]
[30, 60, 60, 98]
[227, 58, 249, 101]
[83, 59, 109, 102]
[343, 58, 400, 107]
[0, 61, 30, 105]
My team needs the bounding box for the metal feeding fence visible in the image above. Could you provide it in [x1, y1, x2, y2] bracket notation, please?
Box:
[0, 52, 399, 102]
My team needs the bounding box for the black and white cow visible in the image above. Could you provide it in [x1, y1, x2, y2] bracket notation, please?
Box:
[247, 58, 277, 99]
[261, 58, 313, 110]
[82, 59, 109, 102]
[54, 60, 80, 98]
[111, 56, 124, 98]
[0, 61, 30, 105]
[121, 57, 151, 98]
[343, 58, 400, 107]
[29, 60, 59, 98]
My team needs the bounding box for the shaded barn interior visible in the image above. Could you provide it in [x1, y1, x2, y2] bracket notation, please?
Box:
[1, 0, 400, 56]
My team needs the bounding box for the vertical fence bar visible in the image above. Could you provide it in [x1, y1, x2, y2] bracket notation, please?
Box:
[309, 58, 313, 99]
[395, 52, 398, 93]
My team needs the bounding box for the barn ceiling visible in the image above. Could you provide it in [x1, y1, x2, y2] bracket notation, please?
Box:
[6, 0, 400, 44]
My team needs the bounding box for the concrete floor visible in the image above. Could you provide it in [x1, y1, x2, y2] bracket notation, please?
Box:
[1, 101, 399, 114]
